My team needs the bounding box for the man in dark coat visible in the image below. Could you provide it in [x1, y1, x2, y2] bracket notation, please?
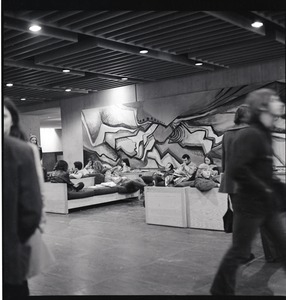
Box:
[210, 88, 286, 295]
[3, 135, 42, 298]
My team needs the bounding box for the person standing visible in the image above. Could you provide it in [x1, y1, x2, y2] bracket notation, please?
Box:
[210, 88, 286, 295]
[3, 135, 43, 299]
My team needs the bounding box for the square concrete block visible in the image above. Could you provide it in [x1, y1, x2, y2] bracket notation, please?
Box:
[186, 188, 227, 231]
[145, 187, 188, 228]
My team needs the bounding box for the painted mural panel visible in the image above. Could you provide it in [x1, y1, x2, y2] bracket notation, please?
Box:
[82, 81, 285, 169]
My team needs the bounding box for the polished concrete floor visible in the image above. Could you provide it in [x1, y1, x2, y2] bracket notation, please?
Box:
[30, 198, 286, 296]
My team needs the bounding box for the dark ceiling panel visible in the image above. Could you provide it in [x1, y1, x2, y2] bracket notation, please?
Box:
[2, 10, 285, 106]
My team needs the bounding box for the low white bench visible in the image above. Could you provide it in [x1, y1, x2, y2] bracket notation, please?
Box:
[145, 186, 227, 230]
[43, 182, 139, 214]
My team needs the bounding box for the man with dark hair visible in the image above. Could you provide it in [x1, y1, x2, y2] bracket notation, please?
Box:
[174, 154, 197, 183]
[3, 135, 43, 298]
[210, 89, 286, 295]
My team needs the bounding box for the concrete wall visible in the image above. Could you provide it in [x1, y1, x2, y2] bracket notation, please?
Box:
[61, 85, 136, 167]
[40, 128, 63, 153]
[58, 58, 284, 168]
[20, 114, 41, 143]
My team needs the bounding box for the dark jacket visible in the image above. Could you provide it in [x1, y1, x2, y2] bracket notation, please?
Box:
[229, 122, 283, 214]
[219, 124, 248, 194]
[50, 170, 75, 191]
[3, 136, 42, 284]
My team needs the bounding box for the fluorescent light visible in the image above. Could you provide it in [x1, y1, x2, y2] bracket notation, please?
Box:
[65, 88, 71, 92]
[6, 83, 13, 87]
[195, 62, 203, 66]
[62, 69, 70, 73]
[29, 25, 42, 32]
[121, 77, 128, 81]
[140, 49, 148, 54]
[21, 98, 26, 101]
[251, 21, 263, 28]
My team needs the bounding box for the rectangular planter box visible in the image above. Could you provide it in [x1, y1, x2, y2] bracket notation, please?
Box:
[186, 188, 227, 231]
[145, 186, 188, 228]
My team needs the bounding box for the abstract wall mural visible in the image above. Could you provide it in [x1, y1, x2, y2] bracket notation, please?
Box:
[82, 81, 285, 169]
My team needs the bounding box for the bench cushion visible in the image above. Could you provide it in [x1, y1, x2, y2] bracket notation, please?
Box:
[68, 186, 118, 200]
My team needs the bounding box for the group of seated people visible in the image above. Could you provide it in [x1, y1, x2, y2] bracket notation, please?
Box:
[49, 153, 220, 202]
[152, 154, 220, 191]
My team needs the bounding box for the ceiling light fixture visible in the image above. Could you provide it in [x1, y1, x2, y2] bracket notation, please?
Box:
[251, 21, 263, 28]
[62, 69, 70, 73]
[29, 24, 42, 32]
[140, 49, 148, 54]
[20, 98, 26, 101]
[195, 62, 203, 66]
[65, 88, 71, 92]
[6, 83, 13, 87]
[121, 77, 128, 81]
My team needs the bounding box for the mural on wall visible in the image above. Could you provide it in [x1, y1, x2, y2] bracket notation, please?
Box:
[82, 81, 285, 169]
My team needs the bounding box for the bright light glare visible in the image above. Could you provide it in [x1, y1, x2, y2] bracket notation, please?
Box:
[29, 25, 42, 32]
[251, 21, 263, 28]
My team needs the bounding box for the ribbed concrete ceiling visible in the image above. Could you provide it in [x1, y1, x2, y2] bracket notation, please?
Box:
[3, 10, 285, 107]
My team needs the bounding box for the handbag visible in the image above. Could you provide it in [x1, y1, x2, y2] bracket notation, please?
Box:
[223, 195, 233, 233]
[26, 228, 55, 278]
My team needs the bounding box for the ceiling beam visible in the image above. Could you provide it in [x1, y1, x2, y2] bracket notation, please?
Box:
[251, 11, 285, 29]
[36, 36, 221, 71]
[204, 11, 285, 44]
[4, 59, 85, 76]
[4, 16, 78, 42]
[8, 82, 89, 94]
[188, 37, 274, 58]
[94, 37, 217, 71]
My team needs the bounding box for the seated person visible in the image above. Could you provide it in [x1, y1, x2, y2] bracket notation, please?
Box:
[173, 154, 197, 185]
[153, 162, 175, 186]
[196, 155, 219, 180]
[50, 160, 84, 192]
[110, 158, 131, 174]
[69, 161, 89, 179]
[194, 155, 220, 191]
[105, 160, 146, 196]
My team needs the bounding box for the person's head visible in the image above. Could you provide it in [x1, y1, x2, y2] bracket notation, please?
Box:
[3, 97, 26, 141]
[212, 166, 220, 175]
[93, 160, 103, 171]
[74, 161, 83, 170]
[122, 158, 130, 167]
[182, 154, 191, 164]
[165, 162, 174, 171]
[245, 88, 285, 128]
[234, 104, 250, 125]
[29, 134, 38, 145]
[204, 155, 214, 165]
[54, 160, 68, 172]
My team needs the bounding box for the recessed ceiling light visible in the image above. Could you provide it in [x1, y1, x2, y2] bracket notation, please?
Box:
[121, 77, 128, 81]
[6, 83, 13, 87]
[140, 49, 148, 54]
[195, 62, 203, 66]
[251, 21, 263, 28]
[21, 98, 26, 101]
[62, 69, 70, 73]
[29, 25, 42, 32]
[65, 88, 71, 92]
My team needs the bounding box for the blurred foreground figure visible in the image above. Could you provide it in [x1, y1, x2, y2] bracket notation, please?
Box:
[210, 88, 286, 295]
[3, 135, 42, 299]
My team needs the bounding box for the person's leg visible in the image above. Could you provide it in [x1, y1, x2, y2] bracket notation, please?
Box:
[263, 211, 286, 268]
[210, 211, 264, 295]
[260, 225, 279, 262]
